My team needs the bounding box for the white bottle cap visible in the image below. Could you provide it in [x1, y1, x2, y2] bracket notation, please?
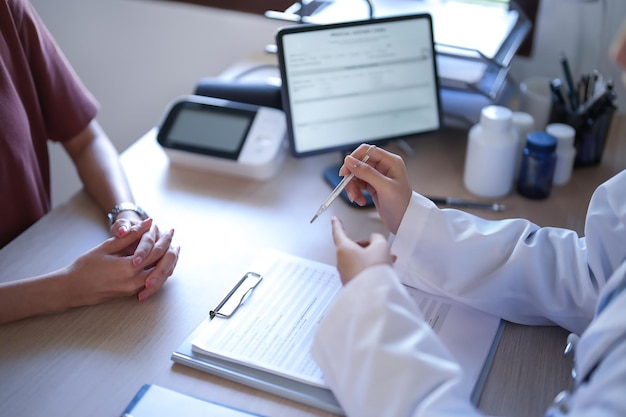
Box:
[546, 123, 576, 150]
[480, 105, 513, 133]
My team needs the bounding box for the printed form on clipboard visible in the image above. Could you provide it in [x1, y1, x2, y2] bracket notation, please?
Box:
[189, 249, 502, 396]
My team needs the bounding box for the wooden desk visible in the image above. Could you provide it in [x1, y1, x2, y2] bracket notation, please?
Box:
[0, 115, 624, 417]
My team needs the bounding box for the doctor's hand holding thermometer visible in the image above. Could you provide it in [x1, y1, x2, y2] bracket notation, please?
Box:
[337, 144, 413, 235]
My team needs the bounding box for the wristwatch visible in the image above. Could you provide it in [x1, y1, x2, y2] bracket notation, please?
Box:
[107, 202, 148, 226]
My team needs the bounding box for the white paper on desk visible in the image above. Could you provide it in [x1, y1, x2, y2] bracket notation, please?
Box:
[401, 284, 501, 400]
[192, 250, 341, 388]
[191, 249, 500, 399]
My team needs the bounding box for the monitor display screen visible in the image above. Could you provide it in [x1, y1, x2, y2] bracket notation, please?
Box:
[166, 107, 252, 155]
[276, 13, 442, 157]
[157, 99, 257, 160]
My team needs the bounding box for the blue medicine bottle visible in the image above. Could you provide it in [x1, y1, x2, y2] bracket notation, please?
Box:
[517, 131, 557, 199]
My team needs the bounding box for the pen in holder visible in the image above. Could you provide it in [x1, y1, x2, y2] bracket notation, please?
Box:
[548, 78, 618, 167]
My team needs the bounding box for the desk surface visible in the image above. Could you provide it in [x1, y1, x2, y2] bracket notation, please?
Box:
[0, 114, 624, 417]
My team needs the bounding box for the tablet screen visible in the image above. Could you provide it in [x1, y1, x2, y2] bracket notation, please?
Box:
[276, 14, 441, 157]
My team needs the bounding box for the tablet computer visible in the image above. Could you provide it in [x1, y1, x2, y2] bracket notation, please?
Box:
[276, 13, 442, 157]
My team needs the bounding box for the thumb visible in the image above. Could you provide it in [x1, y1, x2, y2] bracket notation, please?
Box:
[330, 216, 348, 247]
[101, 218, 152, 254]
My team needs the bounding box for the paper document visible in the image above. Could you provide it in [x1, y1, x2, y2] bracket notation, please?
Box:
[192, 252, 340, 388]
[191, 249, 501, 399]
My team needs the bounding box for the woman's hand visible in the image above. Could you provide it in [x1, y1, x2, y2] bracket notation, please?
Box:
[110, 216, 180, 301]
[69, 218, 179, 306]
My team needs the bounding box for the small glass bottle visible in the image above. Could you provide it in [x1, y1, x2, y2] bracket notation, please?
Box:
[517, 132, 557, 199]
[463, 105, 518, 198]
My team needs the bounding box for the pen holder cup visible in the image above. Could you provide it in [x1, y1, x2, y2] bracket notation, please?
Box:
[548, 93, 617, 167]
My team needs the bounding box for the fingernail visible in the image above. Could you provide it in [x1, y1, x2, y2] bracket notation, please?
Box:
[133, 256, 143, 267]
[146, 277, 157, 289]
[117, 225, 129, 237]
[138, 292, 147, 302]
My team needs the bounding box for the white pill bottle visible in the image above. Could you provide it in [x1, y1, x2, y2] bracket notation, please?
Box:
[546, 123, 576, 186]
[463, 105, 519, 198]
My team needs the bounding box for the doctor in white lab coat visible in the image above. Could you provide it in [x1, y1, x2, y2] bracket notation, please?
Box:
[311, 25, 626, 416]
[312, 164, 626, 416]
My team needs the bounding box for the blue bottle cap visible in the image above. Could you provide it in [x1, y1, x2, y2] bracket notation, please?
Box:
[526, 131, 557, 153]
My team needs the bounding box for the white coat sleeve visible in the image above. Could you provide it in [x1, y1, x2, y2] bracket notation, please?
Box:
[311, 171, 626, 417]
[311, 264, 482, 417]
[391, 169, 626, 335]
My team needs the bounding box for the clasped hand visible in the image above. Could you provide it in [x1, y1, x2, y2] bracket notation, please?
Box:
[67, 218, 180, 307]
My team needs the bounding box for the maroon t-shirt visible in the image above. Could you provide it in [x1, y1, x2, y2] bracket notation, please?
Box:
[0, 0, 99, 247]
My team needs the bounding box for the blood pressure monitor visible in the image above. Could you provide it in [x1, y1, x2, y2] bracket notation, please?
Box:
[156, 95, 287, 180]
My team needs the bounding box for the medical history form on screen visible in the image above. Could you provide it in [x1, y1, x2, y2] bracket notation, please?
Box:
[279, 15, 440, 156]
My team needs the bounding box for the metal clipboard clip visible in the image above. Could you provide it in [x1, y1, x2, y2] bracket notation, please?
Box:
[209, 272, 263, 319]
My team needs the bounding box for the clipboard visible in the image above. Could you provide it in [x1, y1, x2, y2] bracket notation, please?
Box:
[172, 255, 344, 415]
[171, 249, 502, 416]
[209, 272, 263, 319]
[171, 326, 343, 415]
